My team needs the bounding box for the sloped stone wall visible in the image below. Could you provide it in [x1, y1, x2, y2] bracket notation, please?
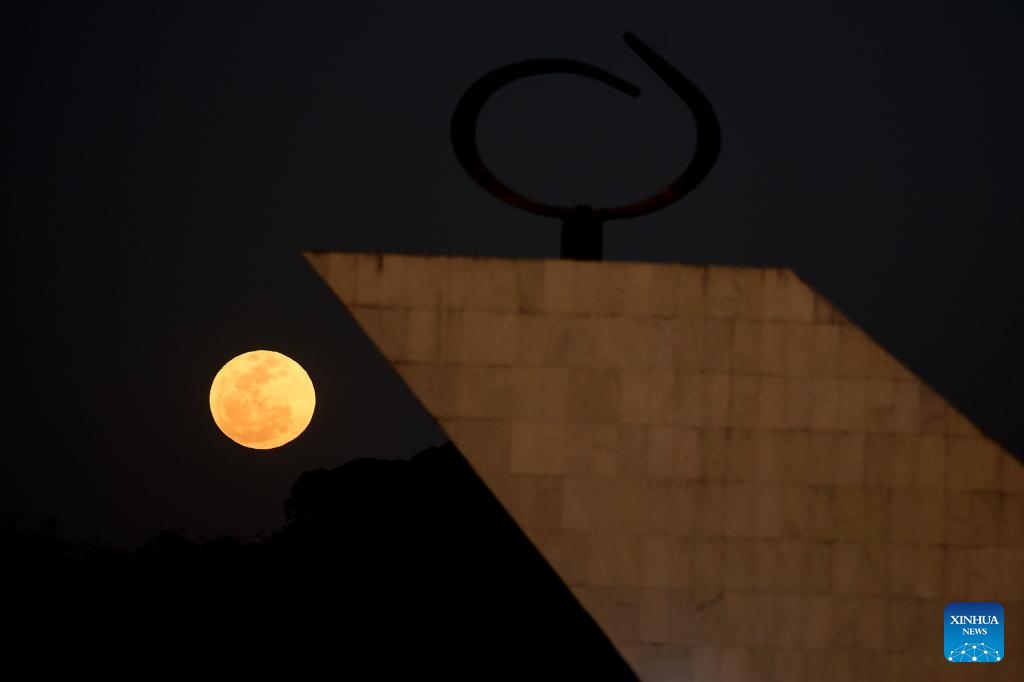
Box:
[308, 252, 1023, 682]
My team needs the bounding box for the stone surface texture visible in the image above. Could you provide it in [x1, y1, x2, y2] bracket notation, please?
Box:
[307, 251, 1023, 682]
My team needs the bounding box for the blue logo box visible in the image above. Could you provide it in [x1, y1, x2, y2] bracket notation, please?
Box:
[945, 602, 1004, 662]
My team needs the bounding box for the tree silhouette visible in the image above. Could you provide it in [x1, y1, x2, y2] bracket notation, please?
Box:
[4, 443, 637, 680]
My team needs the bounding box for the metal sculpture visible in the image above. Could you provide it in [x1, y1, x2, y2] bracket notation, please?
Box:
[451, 32, 721, 260]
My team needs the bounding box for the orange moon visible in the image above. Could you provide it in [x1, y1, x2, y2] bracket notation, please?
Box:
[209, 350, 316, 449]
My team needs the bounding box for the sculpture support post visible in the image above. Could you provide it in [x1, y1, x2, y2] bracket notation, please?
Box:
[560, 206, 602, 260]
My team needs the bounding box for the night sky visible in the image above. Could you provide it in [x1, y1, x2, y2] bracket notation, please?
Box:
[3, 1, 1022, 546]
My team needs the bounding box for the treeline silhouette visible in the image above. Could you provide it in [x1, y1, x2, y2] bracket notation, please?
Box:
[5, 443, 637, 679]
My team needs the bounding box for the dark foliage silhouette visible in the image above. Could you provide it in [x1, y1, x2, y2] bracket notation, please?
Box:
[6, 443, 637, 680]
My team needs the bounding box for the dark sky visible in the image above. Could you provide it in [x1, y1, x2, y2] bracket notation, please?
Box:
[3, 0, 1022, 546]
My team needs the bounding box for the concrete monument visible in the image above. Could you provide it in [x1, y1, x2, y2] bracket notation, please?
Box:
[307, 251, 1022, 681]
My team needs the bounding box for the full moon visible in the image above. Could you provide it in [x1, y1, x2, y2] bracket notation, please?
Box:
[209, 350, 316, 450]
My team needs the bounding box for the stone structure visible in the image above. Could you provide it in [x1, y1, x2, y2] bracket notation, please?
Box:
[306, 251, 1023, 682]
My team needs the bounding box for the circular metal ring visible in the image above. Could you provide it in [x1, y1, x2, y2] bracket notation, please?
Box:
[451, 32, 721, 222]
